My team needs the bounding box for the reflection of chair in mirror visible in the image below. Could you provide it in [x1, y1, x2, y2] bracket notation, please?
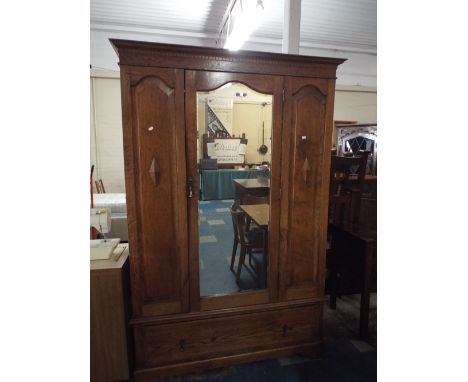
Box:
[233, 181, 245, 209]
[229, 207, 265, 287]
[229, 205, 241, 272]
[328, 153, 368, 226]
[242, 194, 269, 275]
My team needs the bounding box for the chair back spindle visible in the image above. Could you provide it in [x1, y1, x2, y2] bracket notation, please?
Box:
[329, 154, 368, 226]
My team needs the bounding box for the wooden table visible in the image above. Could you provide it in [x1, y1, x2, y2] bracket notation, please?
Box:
[239, 203, 269, 227]
[329, 223, 376, 339]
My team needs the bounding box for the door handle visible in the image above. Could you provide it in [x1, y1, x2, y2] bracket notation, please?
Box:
[187, 176, 193, 198]
[179, 339, 186, 352]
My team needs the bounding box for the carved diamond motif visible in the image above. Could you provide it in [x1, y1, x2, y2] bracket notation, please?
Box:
[149, 157, 160, 186]
[302, 156, 311, 183]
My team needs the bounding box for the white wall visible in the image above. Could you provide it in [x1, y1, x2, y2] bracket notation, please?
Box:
[334, 87, 377, 123]
[232, 103, 272, 164]
[333, 86, 377, 146]
[91, 30, 376, 88]
[90, 75, 125, 193]
[90, 79, 97, 169]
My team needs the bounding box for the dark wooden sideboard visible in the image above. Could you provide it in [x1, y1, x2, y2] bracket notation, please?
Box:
[111, 39, 345, 380]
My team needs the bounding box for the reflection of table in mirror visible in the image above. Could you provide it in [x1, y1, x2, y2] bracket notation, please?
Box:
[199, 169, 261, 200]
[239, 204, 269, 227]
[233, 178, 270, 208]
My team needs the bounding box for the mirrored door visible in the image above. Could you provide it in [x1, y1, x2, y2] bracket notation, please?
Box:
[185, 71, 283, 311]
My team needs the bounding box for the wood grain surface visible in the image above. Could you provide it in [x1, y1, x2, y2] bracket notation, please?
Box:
[113, 39, 343, 380]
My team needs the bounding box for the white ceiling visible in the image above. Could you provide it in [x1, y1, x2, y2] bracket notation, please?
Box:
[91, 0, 376, 87]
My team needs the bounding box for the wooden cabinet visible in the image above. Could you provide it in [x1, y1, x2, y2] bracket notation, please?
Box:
[90, 245, 132, 382]
[279, 77, 335, 301]
[122, 67, 189, 318]
[111, 39, 345, 381]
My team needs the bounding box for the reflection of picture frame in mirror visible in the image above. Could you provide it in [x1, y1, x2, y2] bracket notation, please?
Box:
[202, 133, 246, 168]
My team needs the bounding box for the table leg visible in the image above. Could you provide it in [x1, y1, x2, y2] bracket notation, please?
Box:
[359, 241, 374, 339]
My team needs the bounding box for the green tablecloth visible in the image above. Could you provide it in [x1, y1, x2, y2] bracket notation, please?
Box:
[200, 169, 263, 200]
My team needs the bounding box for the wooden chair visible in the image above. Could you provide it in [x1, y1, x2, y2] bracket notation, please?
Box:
[327, 152, 376, 330]
[229, 207, 265, 285]
[94, 179, 106, 194]
[328, 153, 368, 227]
[328, 223, 377, 339]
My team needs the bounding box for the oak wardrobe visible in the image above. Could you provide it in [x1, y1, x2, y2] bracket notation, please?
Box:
[111, 39, 345, 381]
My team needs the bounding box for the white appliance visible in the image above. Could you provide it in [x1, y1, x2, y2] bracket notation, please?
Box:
[90, 208, 120, 260]
[90, 238, 121, 260]
[90, 208, 111, 234]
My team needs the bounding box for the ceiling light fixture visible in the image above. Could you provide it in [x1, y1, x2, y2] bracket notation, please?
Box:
[223, 0, 265, 51]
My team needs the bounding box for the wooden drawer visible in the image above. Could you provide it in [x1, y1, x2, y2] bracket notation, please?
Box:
[134, 305, 321, 369]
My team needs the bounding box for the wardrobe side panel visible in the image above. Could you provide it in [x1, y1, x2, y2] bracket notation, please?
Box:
[280, 77, 334, 300]
[121, 67, 188, 317]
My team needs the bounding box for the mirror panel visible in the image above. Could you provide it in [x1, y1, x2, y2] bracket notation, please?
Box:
[196, 82, 273, 297]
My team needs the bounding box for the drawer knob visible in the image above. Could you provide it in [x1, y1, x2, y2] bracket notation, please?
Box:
[282, 324, 289, 337]
[179, 339, 186, 352]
